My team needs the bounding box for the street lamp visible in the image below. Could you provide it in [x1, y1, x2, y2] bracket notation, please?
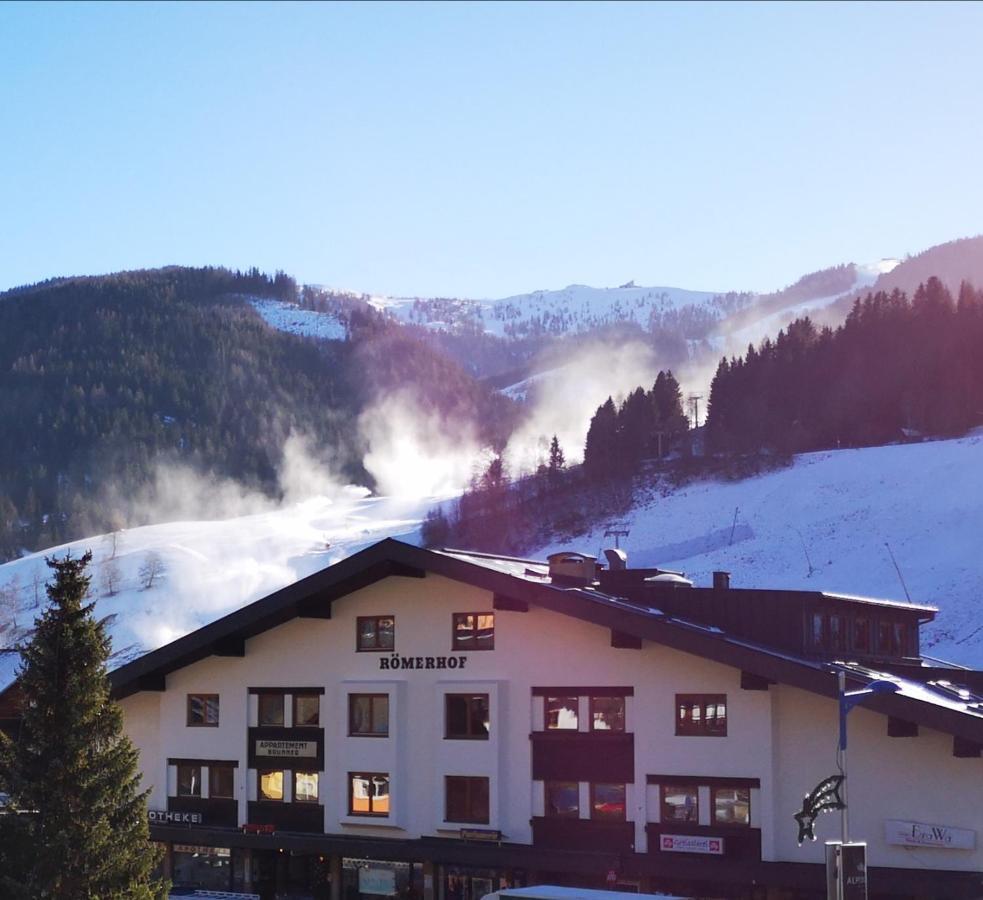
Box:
[837, 672, 900, 842]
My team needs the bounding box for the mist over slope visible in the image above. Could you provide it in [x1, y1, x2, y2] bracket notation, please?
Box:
[3, 431, 982, 695]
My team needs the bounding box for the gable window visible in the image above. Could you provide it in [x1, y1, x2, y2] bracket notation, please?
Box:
[187, 694, 219, 727]
[293, 693, 320, 728]
[676, 694, 727, 736]
[445, 776, 490, 824]
[661, 783, 698, 823]
[209, 765, 235, 799]
[349, 772, 390, 816]
[258, 769, 284, 802]
[811, 612, 826, 648]
[590, 696, 625, 731]
[590, 783, 626, 821]
[545, 781, 579, 818]
[853, 616, 870, 653]
[349, 694, 389, 737]
[712, 785, 750, 826]
[176, 763, 201, 797]
[258, 692, 285, 727]
[357, 616, 395, 652]
[445, 694, 489, 740]
[452, 613, 495, 651]
[545, 696, 579, 730]
[294, 772, 319, 803]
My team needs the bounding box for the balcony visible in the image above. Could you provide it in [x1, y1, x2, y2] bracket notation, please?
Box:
[531, 731, 634, 782]
[246, 801, 324, 834]
[531, 816, 635, 853]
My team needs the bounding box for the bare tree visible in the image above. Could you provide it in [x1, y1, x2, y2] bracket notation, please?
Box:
[31, 566, 45, 608]
[139, 551, 165, 590]
[0, 574, 21, 640]
[100, 558, 123, 597]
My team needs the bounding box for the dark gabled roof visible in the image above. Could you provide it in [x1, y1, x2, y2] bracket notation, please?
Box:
[105, 538, 983, 744]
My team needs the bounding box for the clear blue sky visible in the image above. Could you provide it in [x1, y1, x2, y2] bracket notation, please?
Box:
[1, 1, 981, 297]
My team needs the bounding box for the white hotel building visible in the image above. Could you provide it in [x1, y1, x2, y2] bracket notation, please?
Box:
[32, 539, 983, 898]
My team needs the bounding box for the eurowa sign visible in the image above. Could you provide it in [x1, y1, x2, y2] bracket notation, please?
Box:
[884, 820, 975, 850]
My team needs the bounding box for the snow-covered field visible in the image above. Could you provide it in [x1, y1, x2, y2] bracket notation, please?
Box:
[2, 430, 982, 693]
[248, 297, 346, 340]
[532, 431, 983, 666]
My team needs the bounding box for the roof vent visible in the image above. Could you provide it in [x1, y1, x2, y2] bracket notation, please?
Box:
[645, 572, 694, 588]
[713, 571, 731, 590]
[604, 548, 627, 571]
[547, 551, 598, 586]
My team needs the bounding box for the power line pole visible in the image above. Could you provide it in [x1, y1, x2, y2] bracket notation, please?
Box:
[687, 393, 703, 429]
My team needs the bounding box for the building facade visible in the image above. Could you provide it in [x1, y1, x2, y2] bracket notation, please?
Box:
[103, 539, 983, 899]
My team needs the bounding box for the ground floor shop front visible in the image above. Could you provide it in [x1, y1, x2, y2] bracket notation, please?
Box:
[153, 826, 983, 900]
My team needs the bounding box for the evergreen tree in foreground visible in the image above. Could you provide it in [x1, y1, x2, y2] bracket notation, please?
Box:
[0, 552, 167, 900]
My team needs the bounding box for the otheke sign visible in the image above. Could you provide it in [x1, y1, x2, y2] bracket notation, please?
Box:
[885, 819, 975, 850]
[255, 739, 318, 758]
[659, 834, 724, 855]
[149, 809, 202, 825]
[379, 655, 468, 671]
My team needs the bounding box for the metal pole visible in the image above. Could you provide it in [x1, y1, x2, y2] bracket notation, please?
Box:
[839, 670, 849, 844]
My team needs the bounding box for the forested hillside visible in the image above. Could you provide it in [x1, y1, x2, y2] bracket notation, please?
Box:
[0, 267, 513, 560]
[706, 278, 983, 453]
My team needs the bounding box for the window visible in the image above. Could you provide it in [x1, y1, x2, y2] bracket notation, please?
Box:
[811, 612, 826, 648]
[349, 694, 390, 737]
[676, 694, 727, 736]
[357, 615, 395, 651]
[294, 772, 319, 803]
[293, 693, 320, 727]
[176, 763, 201, 797]
[712, 785, 750, 826]
[590, 783, 626, 821]
[660, 784, 698, 823]
[258, 769, 284, 802]
[877, 620, 906, 656]
[349, 772, 390, 816]
[853, 616, 870, 653]
[452, 613, 495, 651]
[209, 765, 235, 799]
[445, 776, 490, 824]
[187, 694, 219, 727]
[590, 696, 625, 731]
[257, 692, 285, 726]
[545, 781, 579, 818]
[445, 694, 489, 739]
[829, 613, 845, 652]
[545, 696, 579, 730]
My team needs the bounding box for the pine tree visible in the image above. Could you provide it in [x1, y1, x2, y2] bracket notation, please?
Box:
[547, 434, 565, 486]
[0, 552, 167, 900]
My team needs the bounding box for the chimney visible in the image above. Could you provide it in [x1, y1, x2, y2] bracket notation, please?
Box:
[547, 552, 598, 586]
[713, 570, 731, 590]
[604, 548, 627, 571]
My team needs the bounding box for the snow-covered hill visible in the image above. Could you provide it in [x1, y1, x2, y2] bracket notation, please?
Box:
[3, 433, 982, 694]
[531, 431, 983, 667]
[371, 283, 725, 338]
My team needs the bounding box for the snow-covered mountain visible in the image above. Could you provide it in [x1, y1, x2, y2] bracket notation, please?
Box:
[3, 431, 982, 695]
[371, 283, 725, 338]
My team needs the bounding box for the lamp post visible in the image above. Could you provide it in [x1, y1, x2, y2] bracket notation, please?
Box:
[837, 671, 900, 843]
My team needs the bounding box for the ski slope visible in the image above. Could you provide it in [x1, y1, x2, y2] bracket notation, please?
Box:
[2, 432, 982, 695]
[248, 297, 346, 340]
[531, 431, 983, 666]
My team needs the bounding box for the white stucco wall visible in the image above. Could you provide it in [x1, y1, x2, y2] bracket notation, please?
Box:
[120, 571, 983, 872]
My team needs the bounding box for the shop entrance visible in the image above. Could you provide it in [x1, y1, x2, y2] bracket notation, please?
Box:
[342, 858, 424, 900]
